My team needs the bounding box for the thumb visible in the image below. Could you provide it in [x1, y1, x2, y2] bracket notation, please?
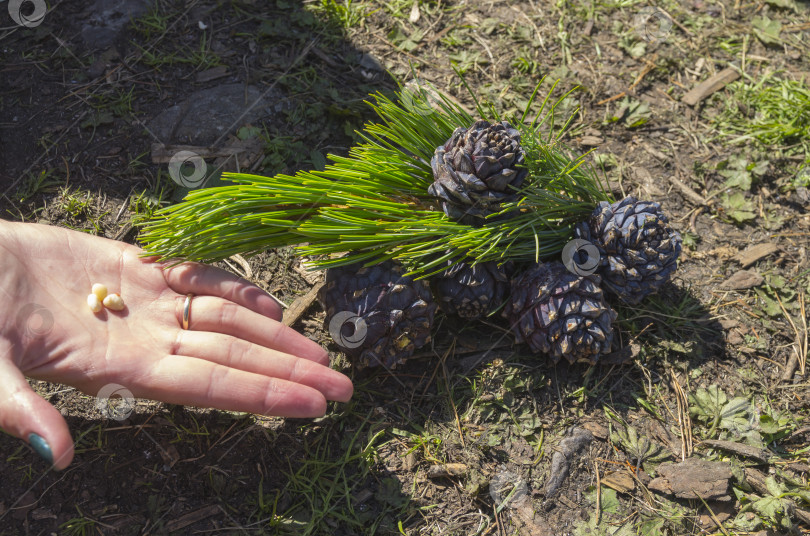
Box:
[0, 344, 74, 470]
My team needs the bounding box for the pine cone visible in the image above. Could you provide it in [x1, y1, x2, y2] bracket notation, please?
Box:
[575, 196, 682, 305]
[318, 260, 438, 369]
[428, 120, 528, 225]
[431, 260, 513, 319]
[504, 262, 616, 363]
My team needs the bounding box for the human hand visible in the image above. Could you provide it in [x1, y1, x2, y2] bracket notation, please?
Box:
[0, 221, 352, 470]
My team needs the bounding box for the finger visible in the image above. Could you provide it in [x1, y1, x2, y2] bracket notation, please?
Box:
[176, 296, 328, 364]
[173, 330, 352, 402]
[0, 345, 74, 470]
[161, 261, 283, 321]
[139, 355, 329, 417]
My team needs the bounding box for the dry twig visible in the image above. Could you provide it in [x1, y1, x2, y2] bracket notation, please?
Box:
[775, 290, 807, 379]
[670, 371, 693, 459]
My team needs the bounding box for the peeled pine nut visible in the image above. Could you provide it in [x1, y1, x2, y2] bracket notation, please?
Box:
[87, 293, 103, 313]
[103, 293, 125, 311]
[92, 283, 107, 301]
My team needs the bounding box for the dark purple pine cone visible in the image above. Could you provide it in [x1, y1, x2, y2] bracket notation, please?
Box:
[431, 260, 513, 319]
[575, 196, 682, 305]
[318, 260, 438, 369]
[504, 261, 617, 364]
[428, 120, 528, 225]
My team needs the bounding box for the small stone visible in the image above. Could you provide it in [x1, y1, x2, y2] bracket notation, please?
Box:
[718, 318, 739, 329]
[727, 329, 744, 346]
[81, 0, 151, 48]
[359, 52, 384, 72]
[427, 463, 467, 479]
[87, 59, 106, 78]
[718, 270, 763, 290]
[147, 84, 285, 146]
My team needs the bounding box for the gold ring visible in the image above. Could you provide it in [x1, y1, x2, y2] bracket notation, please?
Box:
[182, 294, 194, 330]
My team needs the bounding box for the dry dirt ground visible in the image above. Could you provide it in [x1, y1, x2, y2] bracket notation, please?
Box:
[1, 0, 809, 535]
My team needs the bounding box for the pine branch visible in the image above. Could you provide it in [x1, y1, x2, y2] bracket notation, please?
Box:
[138, 80, 612, 275]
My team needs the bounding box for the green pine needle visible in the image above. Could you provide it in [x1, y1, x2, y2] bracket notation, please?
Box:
[138, 80, 612, 275]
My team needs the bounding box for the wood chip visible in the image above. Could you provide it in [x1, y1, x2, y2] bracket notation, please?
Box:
[734, 243, 779, 268]
[697, 500, 736, 530]
[294, 258, 324, 286]
[151, 143, 248, 163]
[648, 459, 732, 500]
[581, 420, 608, 440]
[354, 489, 373, 504]
[602, 471, 635, 494]
[225, 254, 253, 280]
[579, 135, 604, 147]
[282, 281, 325, 327]
[718, 269, 764, 290]
[682, 66, 741, 106]
[160, 443, 181, 469]
[699, 439, 769, 463]
[195, 65, 229, 83]
[743, 468, 810, 525]
[164, 505, 221, 533]
[427, 463, 467, 478]
[31, 508, 56, 521]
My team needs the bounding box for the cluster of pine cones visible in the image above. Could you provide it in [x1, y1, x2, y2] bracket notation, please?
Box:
[318, 120, 682, 369]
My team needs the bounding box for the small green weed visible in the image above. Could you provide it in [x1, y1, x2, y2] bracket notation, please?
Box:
[311, 0, 371, 29]
[713, 73, 810, 155]
[58, 187, 92, 219]
[58, 508, 96, 536]
[131, 0, 171, 40]
[91, 87, 135, 118]
[14, 169, 64, 203]
[129, 172, 174, 224]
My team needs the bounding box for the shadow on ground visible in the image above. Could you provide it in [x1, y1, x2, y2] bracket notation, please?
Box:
[0, 1, 398, 533]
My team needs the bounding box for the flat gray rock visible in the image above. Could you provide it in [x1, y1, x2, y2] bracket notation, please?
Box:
[146, 84, 285, 146]
[82, 0, 151, 48]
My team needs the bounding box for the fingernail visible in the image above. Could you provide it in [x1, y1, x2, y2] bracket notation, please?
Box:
[28, 433, 53, 465]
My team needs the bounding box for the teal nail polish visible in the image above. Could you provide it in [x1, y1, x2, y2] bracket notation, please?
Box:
[28, 433, 53, 465]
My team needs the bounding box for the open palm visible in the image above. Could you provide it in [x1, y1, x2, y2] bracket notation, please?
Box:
[0, 221, 352, 470]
